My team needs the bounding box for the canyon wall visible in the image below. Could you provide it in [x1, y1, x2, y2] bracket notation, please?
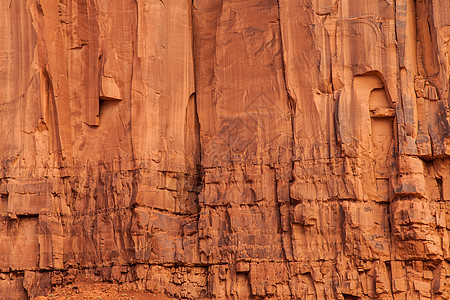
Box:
[0, 0, 450, 299]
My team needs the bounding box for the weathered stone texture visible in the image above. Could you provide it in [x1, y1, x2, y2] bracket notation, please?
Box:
[0, 0, 450, 299]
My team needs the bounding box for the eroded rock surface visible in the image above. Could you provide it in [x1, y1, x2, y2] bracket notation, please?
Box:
[0, 0, 450, 299]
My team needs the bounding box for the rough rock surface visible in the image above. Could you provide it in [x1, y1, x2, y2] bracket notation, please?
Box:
[0, 0, 450, 299]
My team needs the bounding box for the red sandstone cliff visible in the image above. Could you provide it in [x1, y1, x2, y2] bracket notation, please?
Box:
[0, 0, 450, 299]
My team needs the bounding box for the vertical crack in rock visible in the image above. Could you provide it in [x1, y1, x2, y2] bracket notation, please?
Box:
[275, 0, 296, 264]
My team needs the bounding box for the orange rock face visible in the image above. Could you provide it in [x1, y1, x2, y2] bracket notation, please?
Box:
[0, 0, 450, 299]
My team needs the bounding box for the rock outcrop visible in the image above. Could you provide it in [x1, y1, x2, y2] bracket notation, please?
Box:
[0, 0, 450, 299]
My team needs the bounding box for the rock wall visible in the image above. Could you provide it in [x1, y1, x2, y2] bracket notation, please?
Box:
[0, 0, 450, 299]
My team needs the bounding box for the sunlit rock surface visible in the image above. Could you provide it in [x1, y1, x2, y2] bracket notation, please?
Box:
[1, 0, 450, 298]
